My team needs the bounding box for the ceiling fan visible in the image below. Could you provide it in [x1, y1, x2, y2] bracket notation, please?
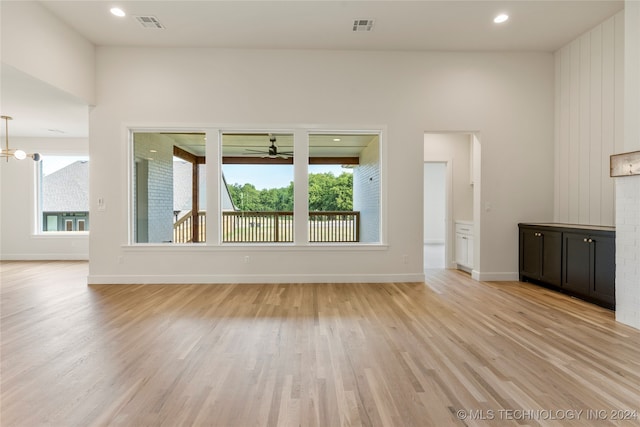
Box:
[244, 134, 293, 159]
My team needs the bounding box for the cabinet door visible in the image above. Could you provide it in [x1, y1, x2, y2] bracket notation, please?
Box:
[455, 233, 468, 266]
[520, 228, 542, 280]
[590, 235, 615, 307]
[466, 236, 474, 270]
[562, 233, 591, 296]
[540, 231, 562, 287]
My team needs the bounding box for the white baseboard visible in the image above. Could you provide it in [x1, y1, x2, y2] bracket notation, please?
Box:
[87, 272, 426, 285]
[0, 253, 89, 261]
[424, 240, 445, 245]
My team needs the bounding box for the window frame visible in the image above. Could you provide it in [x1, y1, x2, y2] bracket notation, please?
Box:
[126, 125, 386, 248]
[128, 128, 211, 246]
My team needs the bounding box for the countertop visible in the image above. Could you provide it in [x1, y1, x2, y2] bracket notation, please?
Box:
[519, 223, 615, 232]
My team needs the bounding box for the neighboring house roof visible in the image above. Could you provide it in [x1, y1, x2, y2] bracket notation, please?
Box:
[42, 159, 235, 214]
[173, 160, 236, 212]
[42, 161, 89, 212]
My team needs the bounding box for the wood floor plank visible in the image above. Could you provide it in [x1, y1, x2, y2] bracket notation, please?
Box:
[1, 261, 640, 426]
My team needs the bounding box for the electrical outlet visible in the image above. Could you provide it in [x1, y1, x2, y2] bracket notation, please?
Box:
[244, 256, 251, 264]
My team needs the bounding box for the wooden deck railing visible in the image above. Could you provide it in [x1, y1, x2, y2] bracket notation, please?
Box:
[308, 211, 360, 243]
[174, 211, 360, 243]
[173, 211, 206, 243]
[222, 211, 294, 243]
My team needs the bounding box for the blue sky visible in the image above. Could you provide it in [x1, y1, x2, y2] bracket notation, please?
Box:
[223, 164, 352, 190]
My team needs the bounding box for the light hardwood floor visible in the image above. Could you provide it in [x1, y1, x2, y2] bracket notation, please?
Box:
[1, 261, 639, 426]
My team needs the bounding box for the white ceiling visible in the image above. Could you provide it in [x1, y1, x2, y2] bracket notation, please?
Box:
[1, 0, 625, 139]
[40, 1, 623, 52]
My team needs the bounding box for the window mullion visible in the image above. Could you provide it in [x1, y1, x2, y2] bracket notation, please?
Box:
[207, 129, 221, 245]
[293, 129, 309, 245]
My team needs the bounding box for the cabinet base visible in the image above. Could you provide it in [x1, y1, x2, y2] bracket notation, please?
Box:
[521, 276, 615, 311]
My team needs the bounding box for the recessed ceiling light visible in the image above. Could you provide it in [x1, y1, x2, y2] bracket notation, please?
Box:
[110, 7, 126, 17]
[150, 149, 157, 153]
[333, 138, 341, 142]
[494, 14, 509, 24]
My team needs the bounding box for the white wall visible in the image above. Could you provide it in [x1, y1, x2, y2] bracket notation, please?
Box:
[555, 5, 640, 330]
[554, 11, 625, 226]
[0, 138, 90, 260]
[0, 1, 95, 104]
[423, 163, 446, 244]
[87, 47, 554, 283]
[615, 1, 640, 329]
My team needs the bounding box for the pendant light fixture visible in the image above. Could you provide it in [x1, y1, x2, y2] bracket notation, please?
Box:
[1, 116, 40, 161]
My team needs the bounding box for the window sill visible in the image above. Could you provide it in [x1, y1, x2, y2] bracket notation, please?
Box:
[122, 243, 387, 252]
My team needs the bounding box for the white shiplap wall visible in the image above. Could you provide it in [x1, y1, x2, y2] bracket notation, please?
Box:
[554, 11, 624, 226]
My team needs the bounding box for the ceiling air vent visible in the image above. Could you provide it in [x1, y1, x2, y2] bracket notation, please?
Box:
[352, 19, 374, 32]
[134, 15, 165, 29]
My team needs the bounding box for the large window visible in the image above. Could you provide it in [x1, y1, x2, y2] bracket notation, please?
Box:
[308, 133, 380, 243]
[221, 133, 294, 243]
[39, 156, 89, 233]
[132, 132, 206, 243]
[129, 128, 382, 245]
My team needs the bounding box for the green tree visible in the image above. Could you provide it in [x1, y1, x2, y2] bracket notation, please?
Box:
[308, 172, 352, 211]
[228, 183, 261, 210]
[227, 172, 351, 212]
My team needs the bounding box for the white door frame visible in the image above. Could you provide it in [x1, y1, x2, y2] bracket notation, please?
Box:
[423, 131, 481, 275]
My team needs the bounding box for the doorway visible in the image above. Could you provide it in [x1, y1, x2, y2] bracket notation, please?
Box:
[423, 132, 478, 273]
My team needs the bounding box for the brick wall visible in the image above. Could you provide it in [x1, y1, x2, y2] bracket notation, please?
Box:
[353, 136, 380, 243]
[616, 1, 640, 329]
[134, 134, 174, 243]
[615, 176, 640, 328]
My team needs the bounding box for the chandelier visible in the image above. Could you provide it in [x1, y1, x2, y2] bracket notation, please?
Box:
[1, 116, 40, 161]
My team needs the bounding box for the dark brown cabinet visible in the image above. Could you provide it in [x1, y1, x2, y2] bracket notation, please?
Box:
[563, 231, 615, 308]
[519, 226, 562, 287]
[519, 223, 615, 310]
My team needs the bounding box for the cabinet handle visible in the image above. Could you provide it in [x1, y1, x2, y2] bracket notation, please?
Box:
[588, 238, 593, 243]
[583, 238, 588, 242]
